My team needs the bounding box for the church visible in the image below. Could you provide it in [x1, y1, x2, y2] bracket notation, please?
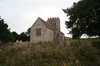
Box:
[30, 17, 64, 44]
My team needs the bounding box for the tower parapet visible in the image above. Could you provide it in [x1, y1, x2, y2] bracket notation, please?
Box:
[47, 17, 59, 21]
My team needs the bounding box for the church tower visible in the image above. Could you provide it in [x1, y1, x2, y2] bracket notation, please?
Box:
[47, 17, 60, 30]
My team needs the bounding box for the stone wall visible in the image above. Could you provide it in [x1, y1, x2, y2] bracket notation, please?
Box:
[46, 29, 54, 42]
[54, 29, 64, 44]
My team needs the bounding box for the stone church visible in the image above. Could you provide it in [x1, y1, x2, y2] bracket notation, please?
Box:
[30, 17, 64, 44]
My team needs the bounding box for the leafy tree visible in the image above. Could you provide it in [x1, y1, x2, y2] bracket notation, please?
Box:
[63, 0, 100, 38]
[0, 17, 11, 42]
[18, 27, 31, 41]
[19, 32, 30, 41]
[26, 27, 31, 36]
[11, 31, 19, 42]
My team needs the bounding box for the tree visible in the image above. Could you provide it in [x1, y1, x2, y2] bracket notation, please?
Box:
[11, 31, 19, 42]
[26, 27, 31, 36]
[18, 27, 31, 41]
[63, 0, 100, 38]
[19, 32, 30, 41]
[0, 17, 12, 42]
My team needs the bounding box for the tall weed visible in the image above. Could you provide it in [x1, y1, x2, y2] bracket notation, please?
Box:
[0, 40, 100, 66]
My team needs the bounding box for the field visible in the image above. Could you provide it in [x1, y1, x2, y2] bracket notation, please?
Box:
[0, 39, 100, 66]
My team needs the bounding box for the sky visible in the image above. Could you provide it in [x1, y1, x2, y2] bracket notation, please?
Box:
[0, 0, 79, 37]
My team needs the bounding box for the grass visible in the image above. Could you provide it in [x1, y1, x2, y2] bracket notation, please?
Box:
[0, 39, 100, 66]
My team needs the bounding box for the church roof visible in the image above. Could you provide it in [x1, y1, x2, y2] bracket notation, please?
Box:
[38, 17, 54, 31]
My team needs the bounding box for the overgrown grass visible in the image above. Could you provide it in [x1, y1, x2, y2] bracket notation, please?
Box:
[0, 39, 100, 66]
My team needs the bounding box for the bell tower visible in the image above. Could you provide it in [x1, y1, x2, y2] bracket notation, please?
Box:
[47, 17, 60, 30]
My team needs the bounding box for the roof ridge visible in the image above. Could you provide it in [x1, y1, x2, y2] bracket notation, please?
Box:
[38, 17, 54, 31]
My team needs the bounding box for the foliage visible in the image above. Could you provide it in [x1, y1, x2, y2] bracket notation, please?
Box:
[26, 27, 31, 36]
[0, 39, 100, 66]
[63, 0, 100, 38]
[0, 17, 12, 42]
[11, 32, 19, 42]
[19, 32, 30, 41]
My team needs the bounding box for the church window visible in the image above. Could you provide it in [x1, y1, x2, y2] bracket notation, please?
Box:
[36, 29, 41, 36]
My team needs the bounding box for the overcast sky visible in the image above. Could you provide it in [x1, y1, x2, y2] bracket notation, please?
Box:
[0, 0, 79, 37]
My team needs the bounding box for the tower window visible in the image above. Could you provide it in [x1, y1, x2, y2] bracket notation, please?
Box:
[55, 23, 56, 26]
[36, 29, 41, 36]
[57, 33, 59, 37]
